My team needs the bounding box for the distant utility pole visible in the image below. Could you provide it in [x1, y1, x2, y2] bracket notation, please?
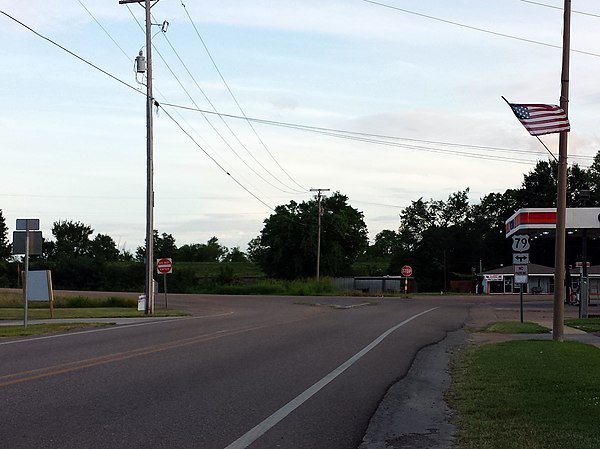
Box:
[119, 0, 159, 314]
[310, 188, 330, 281]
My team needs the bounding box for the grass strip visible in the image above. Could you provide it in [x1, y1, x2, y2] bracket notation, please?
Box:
[0, 308, 189, 320]
[485, 321, 550, 334]
[565, 317, 600, 333]
[449, 340, 600, 449]
[0, 322, 112, 338]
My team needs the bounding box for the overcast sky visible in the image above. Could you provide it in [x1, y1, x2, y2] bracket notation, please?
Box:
[1, 0, 599, 253]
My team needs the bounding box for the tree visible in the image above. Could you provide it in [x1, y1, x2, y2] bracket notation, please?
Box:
[251, 192, 368, 279]
[135, 231, 177, 261]
[51, 220, 93, 258]
[89, 234, 120, 262]
[223, 246, 248, 262]
[178, 237, 228, 262]
[0, 209, 10, 260]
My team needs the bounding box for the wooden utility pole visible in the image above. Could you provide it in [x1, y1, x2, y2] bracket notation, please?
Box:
[119, 0, 157, 314]
[553, 0, 571, 341]
[310, 188, 330, 281]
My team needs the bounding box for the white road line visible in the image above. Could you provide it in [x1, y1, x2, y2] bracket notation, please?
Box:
[0, 311, 234, 346]
[223, 307, 439, 449]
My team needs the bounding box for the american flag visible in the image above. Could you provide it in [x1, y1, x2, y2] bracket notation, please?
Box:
[509, 103, 570, 136]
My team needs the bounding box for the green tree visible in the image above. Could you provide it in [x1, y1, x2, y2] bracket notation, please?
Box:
[51, 220, 93, 258]
[136, 231, 177, 261]
[89, 233, 120, 262]
[251, 192, 368, 279]
[0, 209, 10, 260]
[178, 237, 228, 262]
[223, 246, 248, 262]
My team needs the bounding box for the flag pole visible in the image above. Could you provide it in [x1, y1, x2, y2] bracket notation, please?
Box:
[553, 0, 571, 341]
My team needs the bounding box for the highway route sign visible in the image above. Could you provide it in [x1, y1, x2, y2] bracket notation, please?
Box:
[511, 234, 530, 252]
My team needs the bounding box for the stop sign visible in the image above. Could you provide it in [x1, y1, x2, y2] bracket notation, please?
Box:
[401, 265, 413, 277]
[156, 258, 173, 274]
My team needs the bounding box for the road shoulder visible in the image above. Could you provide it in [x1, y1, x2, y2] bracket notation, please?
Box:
[359, 329, 465, 449]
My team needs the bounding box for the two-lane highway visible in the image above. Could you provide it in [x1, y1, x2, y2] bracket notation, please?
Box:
[0, 295, 470, 448]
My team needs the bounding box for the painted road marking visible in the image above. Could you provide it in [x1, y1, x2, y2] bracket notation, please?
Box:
[223, 307, 439, 449]
[0, 312, 234, 346]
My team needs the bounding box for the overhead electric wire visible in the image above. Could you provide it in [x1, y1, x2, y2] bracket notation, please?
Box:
[0, 10, 142, 95]
[150, 14, 304, 195]
[519, 0, 600, 19]
[360, 0, 600, 58]
[5, 7, 274, 212]
[125, 7, 289, 199]
[179, 0, 307, 192]
[161, 101, 598, 165]
[158, 105, 274, 211]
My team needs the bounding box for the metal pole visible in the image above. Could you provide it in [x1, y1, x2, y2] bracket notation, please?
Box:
[164, 273, 168, 310]
[580, 229, 588, 318]
[520, 285, 524, 323]
[552, 0, 570, 341]
[23, 223, 29, 328]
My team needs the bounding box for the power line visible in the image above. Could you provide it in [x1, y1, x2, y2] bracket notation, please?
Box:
[360, 0, 600, 58]
[5, 8, 275, 212]
[157, 104, 275, 211]
[127, 7, 299, 196]
[0, 10, 143, 95]
[179, 0, 307, 192]
[151, 13, 304, 194]
[160, 101, 598, 165]
[519, 0, 600, 19]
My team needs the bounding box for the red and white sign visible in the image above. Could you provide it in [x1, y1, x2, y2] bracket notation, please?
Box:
[401, 265, 413, 277]
[156, 258, 173, 274]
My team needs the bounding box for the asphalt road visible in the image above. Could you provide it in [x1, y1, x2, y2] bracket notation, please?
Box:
[0, 294, 471, 449]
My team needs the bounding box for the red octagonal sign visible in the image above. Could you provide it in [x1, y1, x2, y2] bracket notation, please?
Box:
[156, 258, 173, 274]
[401, 265, 413, 277]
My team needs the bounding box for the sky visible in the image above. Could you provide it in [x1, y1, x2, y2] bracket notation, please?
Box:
[1, 0, 600, 254]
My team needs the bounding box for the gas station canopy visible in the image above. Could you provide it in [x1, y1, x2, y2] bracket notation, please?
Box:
[505, 208, 600, 238]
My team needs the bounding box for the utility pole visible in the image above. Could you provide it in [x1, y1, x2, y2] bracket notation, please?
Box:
[553, 0, 571, 341]
[310, 188, 330, 281]
[119, 0, 158, 314]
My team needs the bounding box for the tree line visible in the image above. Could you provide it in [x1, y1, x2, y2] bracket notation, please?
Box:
[1, 151, 600, 292]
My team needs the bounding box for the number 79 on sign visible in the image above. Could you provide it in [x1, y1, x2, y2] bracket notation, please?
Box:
[512, 235, 530, 252]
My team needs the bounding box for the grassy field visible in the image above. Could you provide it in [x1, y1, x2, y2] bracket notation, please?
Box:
[0, 307, 187, 320]
[449, 340, 600, 449]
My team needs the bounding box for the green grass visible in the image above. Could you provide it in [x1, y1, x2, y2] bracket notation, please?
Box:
[565, 317, 600, 333]
[0, 307, 189, 320]
[197, 278, 341, 296]
[449, 340, 600, 449]
[0, 322, 113, 338]
[485, 321, 551, 334]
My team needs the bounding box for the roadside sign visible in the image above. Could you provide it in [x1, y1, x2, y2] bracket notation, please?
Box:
[401, 265, 413, 277]
[16, 218, 40, 231]
[156, 258, 173, 274]
[515, 274, 528, 284]
[511, 234, 530, 252]
[513, 253, 530, 265]
[514, 265, 528, 276]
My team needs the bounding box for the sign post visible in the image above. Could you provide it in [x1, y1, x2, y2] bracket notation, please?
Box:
[401, 265, 413, 294]
[512, 234, 530, 323]
[13, 219, 42, 328]
[156, 258, 173, 310]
